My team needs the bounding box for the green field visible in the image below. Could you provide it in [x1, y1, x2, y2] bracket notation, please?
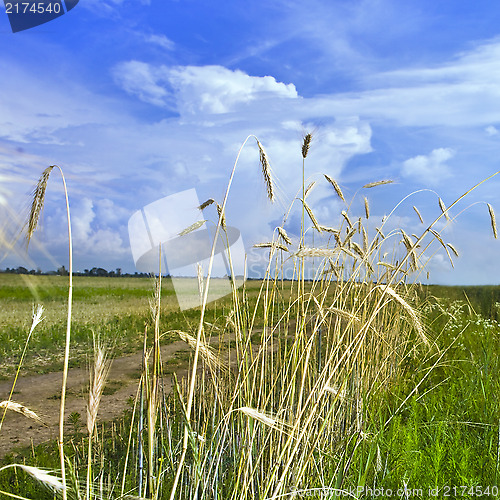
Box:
[1, 273, 500, 498]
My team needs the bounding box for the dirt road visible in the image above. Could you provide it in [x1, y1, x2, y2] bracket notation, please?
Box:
[0, 340, 193, 459]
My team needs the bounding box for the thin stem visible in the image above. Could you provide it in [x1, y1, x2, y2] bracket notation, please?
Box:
[56, 166, 72, 500]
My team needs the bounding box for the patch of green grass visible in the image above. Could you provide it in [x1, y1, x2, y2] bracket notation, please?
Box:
[346, 299, 500, 496]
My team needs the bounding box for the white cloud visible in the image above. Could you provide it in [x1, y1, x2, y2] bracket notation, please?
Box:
[72, 198, 96, 241]
[167, 65, 298, 114]
[402, 148, 455, 185]
[145, 34, 175, 51]
[289, 38, 500, 128]
[112, 62, 298, 114]
[112, 61, 171, 107]
[486, 125, 499, 136]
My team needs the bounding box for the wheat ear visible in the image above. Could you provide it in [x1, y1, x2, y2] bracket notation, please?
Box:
[277, 226, 292, 245]
[198, 198, 215, 210]
[363, 179, 393, 188]
[324, 174, 345, 202]
[26, 166, 55, 244]
[439, 197, 451, 221]
[0, 464, 63, 492]
[256, 140, 274, 202]
[364, 197, 370, 219]
[413, 205, 424, 223]
[0, 401, 44, 425]
[302, 133, 312, 158]
[487, 203, 498, 239]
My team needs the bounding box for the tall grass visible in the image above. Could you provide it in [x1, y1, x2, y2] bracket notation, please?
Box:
[1, 138, 499, 499]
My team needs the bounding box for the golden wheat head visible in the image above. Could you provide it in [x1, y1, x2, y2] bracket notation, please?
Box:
[487, 203, 497, 239]
[324, 174, 345, 202]
[256, 140, 274, 202]
[363, 197, 370, 219]
[26, 165, 55, 245]
[363, 179, 393, 189]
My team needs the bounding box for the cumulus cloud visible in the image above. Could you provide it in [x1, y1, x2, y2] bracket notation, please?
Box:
[402, 148, 455, 185]
[112, 62, 298, 114]
[167, 65, 298, 114]
[112, 61, 172, 107]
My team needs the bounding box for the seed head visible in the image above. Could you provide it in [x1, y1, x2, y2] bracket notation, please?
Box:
[302, 133, 312, 158]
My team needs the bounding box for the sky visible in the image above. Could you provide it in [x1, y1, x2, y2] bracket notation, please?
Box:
[1, 0, 500, 285]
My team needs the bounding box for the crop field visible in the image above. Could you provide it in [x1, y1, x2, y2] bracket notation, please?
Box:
[2, 277, 500, 499]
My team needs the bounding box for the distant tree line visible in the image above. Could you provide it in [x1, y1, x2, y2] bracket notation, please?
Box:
[0, 266, 154, 278]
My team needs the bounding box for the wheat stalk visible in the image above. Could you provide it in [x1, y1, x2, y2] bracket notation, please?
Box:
[86, 340, 111, 500]
[26, 166, 55, 244]
[238, 407, 290, 433]
[381, 285, 428, 346]
[216, 203, 226, 230]
[319, 225, 339, 234]
[26, 165, 72, 500]
[295, 247, 339, 258]
[362, 226, 369, 254]
[351, 241, 365, 258]
[304, 181, 316, 199]
[430, 229, 454, 267]
[254, 242, 289, 252]
[341, 210, 353, 229]
[177, 331, 226, 372]
[87, 345, 111, 435]
[364, 197, 370, 219]
[0, 305, 44, 434]
[447, 243, 459, 257]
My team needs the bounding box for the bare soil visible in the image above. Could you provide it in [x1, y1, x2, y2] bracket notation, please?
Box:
[0, 340, 193, 459]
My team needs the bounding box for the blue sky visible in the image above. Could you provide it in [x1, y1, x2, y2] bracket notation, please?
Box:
[1, 0, 500, 284]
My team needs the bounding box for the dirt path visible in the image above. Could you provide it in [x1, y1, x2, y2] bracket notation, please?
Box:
[0, 340, 194, 459]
